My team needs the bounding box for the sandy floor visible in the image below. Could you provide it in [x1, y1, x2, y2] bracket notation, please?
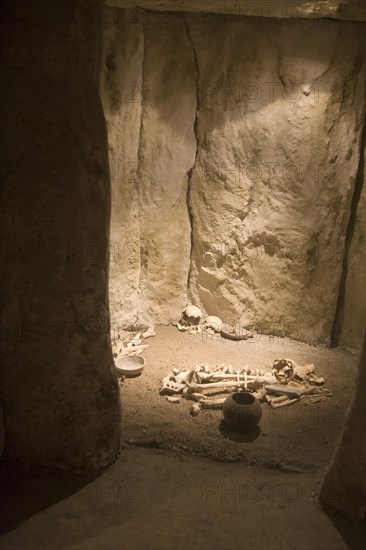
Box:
[118, 326, 359, 471]
[0, 330, 363, 550]
[1, 447, 365, 550]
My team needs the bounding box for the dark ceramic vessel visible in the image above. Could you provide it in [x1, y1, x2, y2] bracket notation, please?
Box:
[223, 392, 262, 432]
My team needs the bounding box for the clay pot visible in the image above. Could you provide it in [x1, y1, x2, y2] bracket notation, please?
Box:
[223, 392, 262, 432]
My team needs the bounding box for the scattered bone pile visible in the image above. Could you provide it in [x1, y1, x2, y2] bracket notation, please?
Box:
[112, 327, 156, 360]
[160, 359, 327, 416]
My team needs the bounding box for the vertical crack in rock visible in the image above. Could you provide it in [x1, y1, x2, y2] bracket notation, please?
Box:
[184, 16, 199, 299]
[331, 110, 366, 347]
[135, 9, 146, 320]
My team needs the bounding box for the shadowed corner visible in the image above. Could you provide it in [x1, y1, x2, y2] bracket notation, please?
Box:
[0, 461, 99, 536]
[326, 507, 366, 550]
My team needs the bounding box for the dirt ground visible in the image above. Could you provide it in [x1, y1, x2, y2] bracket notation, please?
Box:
[117, 326, 359, 472]
[3, 446, 365, 550]
[0, 329, 363, 550]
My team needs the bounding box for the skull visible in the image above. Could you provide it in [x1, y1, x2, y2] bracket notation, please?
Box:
[203, 315, 222, 333]
[180, 305, 202, 326]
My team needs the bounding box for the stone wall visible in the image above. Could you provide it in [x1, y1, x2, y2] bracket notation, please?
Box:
[0, 0, 121, 469]
[339, 142, 366, 352]
[100, 7, 144, 329]
[187, 14, 366, 346]
[101, 7, 197, 328]
[320, 332, 366, 521]
[103, 7, 366, 349]
[106, 0, 366, 22]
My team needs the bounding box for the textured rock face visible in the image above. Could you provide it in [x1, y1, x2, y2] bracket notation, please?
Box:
[187, 14, 366, 345]
[106, 0, 366, 22]
[320, 332, 366, 520]
[103, 8, 365, 348]
[340, 147, 366, 351]
[136, 12, 197, 324]
[102, 8, 196, 327]
[0, 0, 121, 469]
[100, 7, 144, 329]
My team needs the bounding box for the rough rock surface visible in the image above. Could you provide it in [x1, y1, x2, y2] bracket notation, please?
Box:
[0, 0, 121, 469]
[100, 7, 144, 329]
[135, 12, 197, 324]
[340, 144, 366, 351]
[102, 8, 196, 326]
[187, 14, 366, 345]
[107, 0, 366, 22]
[103, 9, 365, 350]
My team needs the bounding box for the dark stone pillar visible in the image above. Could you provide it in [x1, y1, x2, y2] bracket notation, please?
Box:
[0, 0, 121, 469]
[320, 332, 366, 521]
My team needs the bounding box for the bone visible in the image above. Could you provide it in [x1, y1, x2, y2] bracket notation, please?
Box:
[189, 374, 277, 393]
[270, 397, 300, 409]
[203, 315, 223, 333]
[182, 387, 207, 400]
[201, 398, 226, 409]
[121, 344, 149, 355]
[190, 403, 202, 416]
[197, 373, 261, 382]
[265, 384, 302, 398]
[204, 388, 233, 397]
[182, 387, 190, 399]
[252, 388, 267, 402]
[188, 380, 253, 392]
[189, 392, 207, 402]
[308, 374, 325, 385]
[166, 396, 180, 404]
[299, 386, 317, 395]
[174, 370, 194, 384]
[160, 376, 185, 395]
[188, 381, 243, 392]
[270, 395, 288, 403]
[127, 333, 141, 346]
[187, 325, 201, 334]
[181, 305, 202, 326]
[292, 363, 314, 380]
[142, 327, 156, 339]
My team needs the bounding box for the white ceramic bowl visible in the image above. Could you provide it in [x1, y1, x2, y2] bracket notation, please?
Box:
[115, 355, 145, 377]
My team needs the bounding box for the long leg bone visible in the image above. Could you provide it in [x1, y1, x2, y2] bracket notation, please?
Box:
[202, 398, 226, 409]
[197, 373, 261, 382]
[188, 374, 276, 393]
[270, 397, 300, 409]
[188, 380, 248, 392]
